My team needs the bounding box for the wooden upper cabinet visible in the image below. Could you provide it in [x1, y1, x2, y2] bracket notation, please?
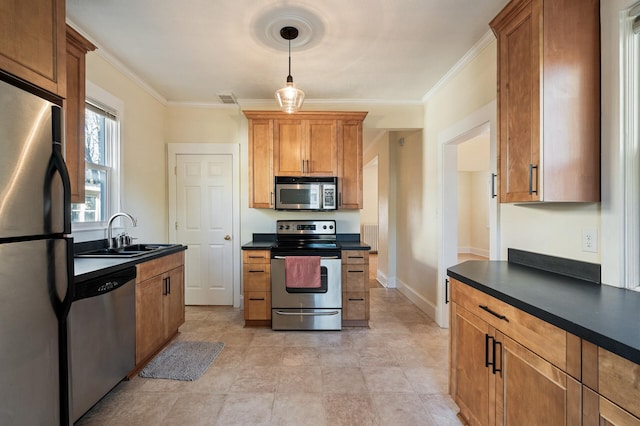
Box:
[338, 120, 363, 209]
[243, 111, 367, 209]
[0, 0, 67, 97]
[248, 119, 274, 208]
[490, 0, 600, 203]
[274, 119, 338, 176]
[65, 25, 96, 204]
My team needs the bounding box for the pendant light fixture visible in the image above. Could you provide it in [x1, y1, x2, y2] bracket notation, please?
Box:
[275, 26, 305, 113]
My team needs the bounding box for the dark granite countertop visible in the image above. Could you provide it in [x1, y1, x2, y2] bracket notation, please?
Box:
[74, 244, 187, 282]
[447, 252, 640, 365]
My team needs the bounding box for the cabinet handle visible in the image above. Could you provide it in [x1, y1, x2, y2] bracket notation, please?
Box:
[479, 305, 508, 322]
[529, 164, 539, 195]
[162, 277, 168, 296]
[301, 160, 305, 173]
[249, 297, 265, 301]
[485, 334, 494, 368]
[338, 192, 342, 207]
[491, 173, 497, 198]
[249, 269, 265, 273]
[348, 256, 364, 259]
[248, 255, 265, 259]
[493, 339, 502, 374]
[445, 278, 449, 304]
[347, 270, 364, 273]
[167, 276, 171, 295]
[348, 298, 365, 301]
[270, 191, 274, 206]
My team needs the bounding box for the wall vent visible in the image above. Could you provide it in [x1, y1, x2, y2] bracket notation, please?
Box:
[216, 92, 238, 104]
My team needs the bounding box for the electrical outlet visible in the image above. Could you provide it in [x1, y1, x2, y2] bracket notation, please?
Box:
[582, 228, 598, 253]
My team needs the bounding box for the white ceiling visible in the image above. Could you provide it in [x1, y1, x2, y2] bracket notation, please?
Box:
[66, 0, 509, 106]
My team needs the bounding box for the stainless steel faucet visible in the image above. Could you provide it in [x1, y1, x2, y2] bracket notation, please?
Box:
[107, 212, 137, 250]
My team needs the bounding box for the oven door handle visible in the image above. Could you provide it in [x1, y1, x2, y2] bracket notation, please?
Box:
[274, 310, 341, 316]
[273, 255, 340, 260]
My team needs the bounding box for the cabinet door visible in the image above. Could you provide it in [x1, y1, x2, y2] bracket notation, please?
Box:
[164, 266, 184, 339]
[0, 0, 66, 97]
[65, 26, 96, 204]
[307, 120, 338, 175]
[136, 276, 165, 365]
[338, 120, 363, 208]
[274, 120, 305, 176]
[497, 0, 541, 202]
[248, 119, 274, 208]
[450, 304, 493, 426]
[495, 332, 581, 426]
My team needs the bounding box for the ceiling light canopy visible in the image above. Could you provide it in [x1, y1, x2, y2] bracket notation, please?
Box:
[275, 26, 305, 114]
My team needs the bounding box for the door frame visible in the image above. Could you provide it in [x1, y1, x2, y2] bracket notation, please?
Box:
[437, 100, 499, 328]
[167, 143, 241, 308]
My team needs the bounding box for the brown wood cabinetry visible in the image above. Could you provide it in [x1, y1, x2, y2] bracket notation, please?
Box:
[490, 0, 600, 203]
[342, 250, 369, 326]
[65, 26, 96, 203]
[449, 278, 581, 425]
[243, 111, 367, 209]
[582, 341, 640, 425]
[274, 119, 337, 176]
[135, 252, 185, 367]
[0, 0, 67, 97]
[248, 119, 274, 208]
[243, 250, 271, 325]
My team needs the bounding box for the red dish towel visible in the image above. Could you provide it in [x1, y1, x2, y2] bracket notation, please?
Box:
[285, 256, 321, 288]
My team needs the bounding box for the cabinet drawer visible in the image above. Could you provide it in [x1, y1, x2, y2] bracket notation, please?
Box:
[243, 264, 271, 292]
[343, 292, 369, 321]
[342, 250, 369, 265]
[450, 278, 566, 370]
[137, 251, 185, 283]
[342, 265, 368, 292]
[243, 250, 270, 264]
[245, 292, 271, 320]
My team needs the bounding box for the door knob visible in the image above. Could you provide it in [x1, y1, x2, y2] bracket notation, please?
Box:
[224, 235, 231, 240]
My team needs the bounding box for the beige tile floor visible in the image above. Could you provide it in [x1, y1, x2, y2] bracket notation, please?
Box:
[76, 265, 461, 425]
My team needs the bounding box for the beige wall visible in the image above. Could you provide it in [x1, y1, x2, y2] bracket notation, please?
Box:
[84, 53, 167, 243]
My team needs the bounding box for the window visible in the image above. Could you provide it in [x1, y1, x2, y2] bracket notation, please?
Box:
[601, 0, 640, 289]
[71, 101, 120, 225]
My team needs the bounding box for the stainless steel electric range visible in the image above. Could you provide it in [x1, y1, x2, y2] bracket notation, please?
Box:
[270, 220, 342, 330]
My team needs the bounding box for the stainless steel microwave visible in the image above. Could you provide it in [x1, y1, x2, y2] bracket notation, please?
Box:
[274, 176, 337, 211]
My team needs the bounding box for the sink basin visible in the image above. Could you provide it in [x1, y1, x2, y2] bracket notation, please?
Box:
[75, 243, 179, 258]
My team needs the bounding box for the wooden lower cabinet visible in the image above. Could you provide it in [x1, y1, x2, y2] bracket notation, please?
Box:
[243, 250, 271, 325]
[450, 278, 579, 425]
[135, 252, 185, 368]
[450, 277, 640, 425]
[581, 341, 640, 425]
[342, 250, 369, 326]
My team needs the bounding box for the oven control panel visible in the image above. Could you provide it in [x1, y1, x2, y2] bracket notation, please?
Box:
[276, 220, 336, 235]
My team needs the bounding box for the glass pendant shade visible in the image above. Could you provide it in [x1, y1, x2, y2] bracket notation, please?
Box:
[275, 79, 305, 114]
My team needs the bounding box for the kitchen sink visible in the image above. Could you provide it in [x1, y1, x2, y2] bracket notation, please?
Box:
[75, 243, 179, 258]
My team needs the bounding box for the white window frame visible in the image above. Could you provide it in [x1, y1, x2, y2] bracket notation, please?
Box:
[601, 0, 640, 290]
[71, 81, 123, 232]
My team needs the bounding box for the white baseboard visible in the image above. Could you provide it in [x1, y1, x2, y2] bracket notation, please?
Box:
[458, 246, 490, 258]
[377, 270, 397, 288]
[396, 278, 437, 321]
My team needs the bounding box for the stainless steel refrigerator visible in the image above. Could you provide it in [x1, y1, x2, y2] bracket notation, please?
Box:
[0, 75, 73, 425]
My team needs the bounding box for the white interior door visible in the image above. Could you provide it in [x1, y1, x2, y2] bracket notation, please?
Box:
[176, 153, 233, 305]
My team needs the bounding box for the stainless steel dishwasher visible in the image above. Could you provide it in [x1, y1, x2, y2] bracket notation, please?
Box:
[68, 267, 136, 423]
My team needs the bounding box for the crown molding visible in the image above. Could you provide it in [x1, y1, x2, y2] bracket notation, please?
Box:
[66, 19, 168, 106]
[422, 30, 496, 103]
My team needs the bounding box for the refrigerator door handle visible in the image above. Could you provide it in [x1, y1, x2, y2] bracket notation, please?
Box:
[45, 106, 72, 235]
